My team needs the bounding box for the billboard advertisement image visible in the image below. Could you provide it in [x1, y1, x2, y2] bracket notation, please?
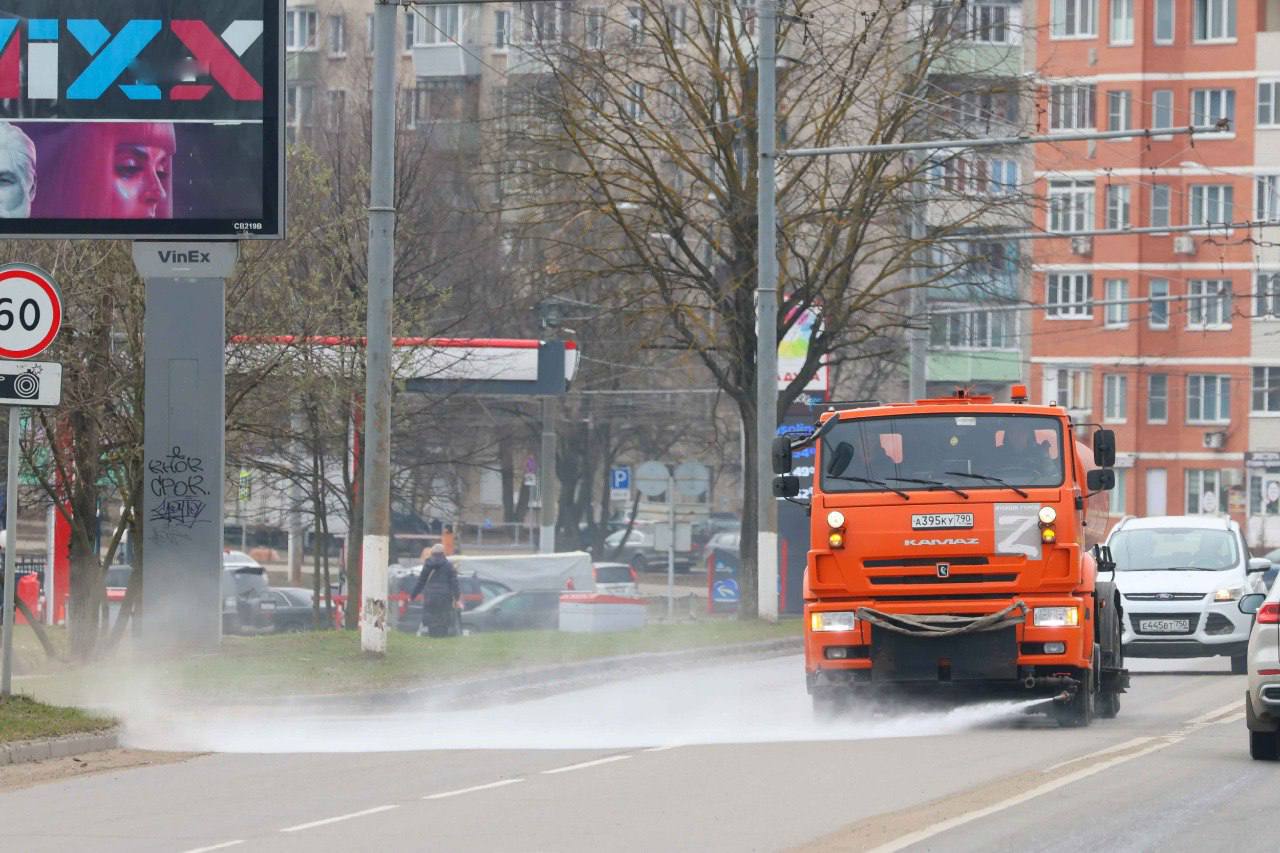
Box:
[0, 1, 282, 238]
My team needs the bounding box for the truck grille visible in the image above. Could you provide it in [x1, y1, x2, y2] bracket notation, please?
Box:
[1124, 593, 1206, 602]
[863, 556, 989, 569]
[869, 573, 1017, 585]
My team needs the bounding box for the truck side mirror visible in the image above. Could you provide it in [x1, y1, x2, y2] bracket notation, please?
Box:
[771, 436, 793, 475]
[1093, 429, 1116, 468]
[1087, 468, 1115, 492]
[772, 475, 800, 498]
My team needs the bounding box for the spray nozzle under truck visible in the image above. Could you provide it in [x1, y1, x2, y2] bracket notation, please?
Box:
[772, 387, 1130, 726]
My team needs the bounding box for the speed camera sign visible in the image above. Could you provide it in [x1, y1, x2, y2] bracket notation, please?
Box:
[0, 265, 62, 360]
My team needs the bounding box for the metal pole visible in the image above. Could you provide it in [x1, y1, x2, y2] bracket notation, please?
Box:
[2, 408, 20, 696]
[359, 0, 398, 655]
[667, 469, 675, 619]
[288, 409, 305, 586]
[539, 397, 555, 554]
[907, 178, 927, 401]
[755, 0, 779, 622]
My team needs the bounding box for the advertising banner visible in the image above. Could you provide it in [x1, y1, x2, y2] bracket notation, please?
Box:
[777, 307, 829, 394]
[0, 1, 282, 238]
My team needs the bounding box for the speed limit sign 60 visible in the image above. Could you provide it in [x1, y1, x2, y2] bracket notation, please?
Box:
[0, 264, 61, 360]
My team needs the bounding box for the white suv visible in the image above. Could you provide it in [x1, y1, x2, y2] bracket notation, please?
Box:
[1105, 516, 1271, 674]
[1240, 585, 1280, 760]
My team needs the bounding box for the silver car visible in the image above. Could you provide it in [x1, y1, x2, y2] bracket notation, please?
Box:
[1241, 584, 1280, 760]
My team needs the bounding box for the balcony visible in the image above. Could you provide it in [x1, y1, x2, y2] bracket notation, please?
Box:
[927, 350, 1022, 384]
[412, 44, 481, 78]
[413, 120, 481, 152]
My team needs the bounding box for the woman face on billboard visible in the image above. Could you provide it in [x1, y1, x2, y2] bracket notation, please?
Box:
[110, 139, 172, 219]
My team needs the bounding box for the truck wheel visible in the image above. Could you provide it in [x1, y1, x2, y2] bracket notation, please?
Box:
[1057, 663, 1095, 728]
[812, 690, 850, 719]
[1097, 692, 1121, 719]
[1231, 654, 1248, 675]
[1098, 605, 1123, 719]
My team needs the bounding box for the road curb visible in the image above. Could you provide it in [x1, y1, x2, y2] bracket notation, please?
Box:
[0, 731, 119, 767]
[252, 635, 803, 711]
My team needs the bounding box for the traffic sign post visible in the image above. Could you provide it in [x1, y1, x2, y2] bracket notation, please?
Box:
[609, 465, 631, 502]
[0, 263, 62, 698]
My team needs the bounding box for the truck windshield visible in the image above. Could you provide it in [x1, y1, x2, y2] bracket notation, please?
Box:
[820, 413, 1065, 493]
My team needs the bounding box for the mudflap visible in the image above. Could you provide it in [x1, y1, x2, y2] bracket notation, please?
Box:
[870, 627, 1018, 683]
[1100, 667, 1130, 693]
[1095, 579, 1129, 695]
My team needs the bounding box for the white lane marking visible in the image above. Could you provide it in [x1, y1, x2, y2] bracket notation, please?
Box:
[279, 805, 399, 833]
[1044, 736, 1155, 772]
[180, 842, 244, 853]
[424, 778, 525, 800]
[540, 755, 632, 775]
[644, 745, 680, 753]
[870, 701, 1248, 853]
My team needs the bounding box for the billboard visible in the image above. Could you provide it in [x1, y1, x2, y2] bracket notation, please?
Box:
[777, 307, 829, 394]
[0, 1, 282, 239]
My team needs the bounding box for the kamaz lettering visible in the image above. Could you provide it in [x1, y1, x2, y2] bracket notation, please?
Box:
[0, 18, 264, 103]
[904, 538, 980, 547]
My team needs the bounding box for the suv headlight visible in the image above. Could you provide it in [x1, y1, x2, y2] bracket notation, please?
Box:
[811, 611, 857, 632]
[1033, 606, 1079, 627]
[1213, 586, 1243, 602]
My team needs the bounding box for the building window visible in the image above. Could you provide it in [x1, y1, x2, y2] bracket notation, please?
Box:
[286, 8, 319, 51]
[628, 6, 644, 45]
[1107, 90, 1132, 131]
[325, 89, 346, 130]
[1253, 367, 1280, 413]
[1260, 82, 1280, 127]
[1190, 88, 1235, 129]
[518, 2, 564, 45]
[1109, 468, 1127, 514]
[1104, 374, 1128, 422]
[1051, 0, 1097, 38]
[1187, 279, 1232, 329]
[626, 81, 645, 121]
[1046, 273, 1092, 318]
[1105, 184, 1130, 229]
[930, 308, 1015, 351]
[1148, 374, 1169, 422]
[327, 14, 346, 56]
[286, 83, 313, 134]
[1054, 367, 1093, 413]
[1152, 90, 1174, 129]
[1186, 469, 1228, 515]
[1154, 0, 1174, 43]
[585, 7, 605, 49]
[1189, 184, 1233, 226]
[1258, 175, 1280, 222]
[1049, 180, 1094, 232]
[1110, 0, 1134, 44]
[1104, 279, 1129, 327]
[1151, 184, 1171, 228]
[413, 4, 460, 45]
[495, 10, 510, 48]
[1258, 272, 1280, 319]
[1193, 0, 1236, 42]
[959, 2, 1017, 44]
[1187, 374, 1231, 424]
[665, 5, 688, 45]
[1049, 84, 1096, 130]
[1149, 279, 1170, 328]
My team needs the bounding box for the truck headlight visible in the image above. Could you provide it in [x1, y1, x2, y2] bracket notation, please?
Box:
[1033, 606, 1079, 627]
[826, 510, 845, 528]
[811, 611, 857, 632]
[1038, 506, 1057, 525]
[1213, 587, 1242, 602]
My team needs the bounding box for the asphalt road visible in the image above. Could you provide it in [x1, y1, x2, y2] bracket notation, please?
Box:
[0, 654, 1267, 853]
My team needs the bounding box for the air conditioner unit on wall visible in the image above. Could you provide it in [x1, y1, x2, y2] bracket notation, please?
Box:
[1173, 235, 1197, 255]
[1203, 431, 1227, 450]
[1071, 236, 1093, 256]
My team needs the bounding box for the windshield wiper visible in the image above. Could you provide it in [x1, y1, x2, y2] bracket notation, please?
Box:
[943, 471, 1029, 498]
[828, 475, 910, 500]
[887, 477, 970, 499]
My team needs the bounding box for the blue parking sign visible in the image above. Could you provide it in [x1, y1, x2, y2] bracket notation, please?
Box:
[610, 466, 631, 491]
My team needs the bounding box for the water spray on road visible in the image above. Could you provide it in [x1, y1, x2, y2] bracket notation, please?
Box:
[111, 656, 1060, 754]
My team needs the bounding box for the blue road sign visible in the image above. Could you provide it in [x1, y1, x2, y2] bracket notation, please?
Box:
[610, 466, 631, 491]
[713, 578, 739, 604]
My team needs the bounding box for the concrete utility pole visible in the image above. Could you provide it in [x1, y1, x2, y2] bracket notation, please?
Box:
[907, 178, 928, 401]
[360, 0, 398, 655]
[756, 0, 779, 622]
[539, 397, 556, 554]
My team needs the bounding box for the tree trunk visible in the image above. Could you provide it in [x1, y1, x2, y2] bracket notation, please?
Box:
[499, 434, 517, 523]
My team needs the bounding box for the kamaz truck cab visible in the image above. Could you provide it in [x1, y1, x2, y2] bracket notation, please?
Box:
[773, 387, 1128, 726]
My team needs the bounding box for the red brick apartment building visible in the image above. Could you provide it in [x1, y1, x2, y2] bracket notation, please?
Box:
[1030, 0, 1280, 544]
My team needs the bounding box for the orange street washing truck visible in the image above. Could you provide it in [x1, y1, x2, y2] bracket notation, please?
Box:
[772, 387, 1129, 727]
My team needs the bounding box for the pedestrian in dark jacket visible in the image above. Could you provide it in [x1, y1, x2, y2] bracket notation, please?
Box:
[411, 543, 460, 637]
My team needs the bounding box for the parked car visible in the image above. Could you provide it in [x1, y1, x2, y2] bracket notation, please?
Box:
[603, 525, 693, 573]
[460, 589, 562, 633]
[592, 562, 639, 596]
[389, 566, 511, 631]
[264, 587, 318, 633]
[460, 574, 512, 610]
[223, 550, 262, 571]
[1106, 515, 1272, 673]
[104, 564, 131, 605]
[700, 531, 741, 571]
[1239, 584, 1280, 759]
[223, 564, 273, 635]
[690, 515, 740, 555]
